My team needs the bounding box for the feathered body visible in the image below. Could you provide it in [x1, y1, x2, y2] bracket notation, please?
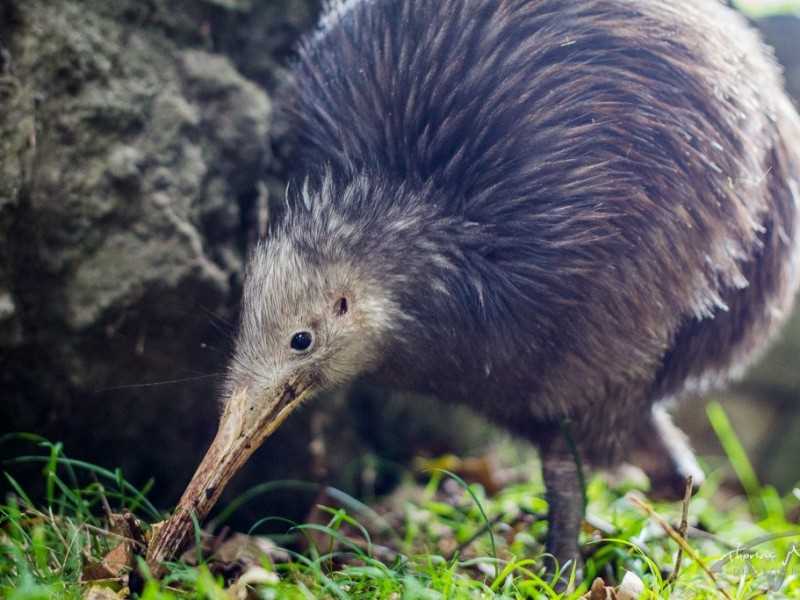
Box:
[275, 0, 800, 453]
[231, 0, 800, 565]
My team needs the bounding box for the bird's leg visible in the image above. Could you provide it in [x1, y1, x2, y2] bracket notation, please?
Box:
[539, 429, 585, 579]
[629, 405, 704, 501]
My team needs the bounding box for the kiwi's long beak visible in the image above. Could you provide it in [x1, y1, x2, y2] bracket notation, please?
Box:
[145, 378, 313, 577]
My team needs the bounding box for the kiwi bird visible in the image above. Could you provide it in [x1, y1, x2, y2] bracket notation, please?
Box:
[147, 0, 800, 575]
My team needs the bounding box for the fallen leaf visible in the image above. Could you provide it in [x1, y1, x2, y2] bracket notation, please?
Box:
[83, 513, 144, 583]
[582, 577, 613, 600]
[83, 585, 125, 600]
[80, 561, 116, 584]
[102, 541, 132, 577]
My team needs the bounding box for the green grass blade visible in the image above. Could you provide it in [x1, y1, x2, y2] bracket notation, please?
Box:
[706, 401, 764, 519]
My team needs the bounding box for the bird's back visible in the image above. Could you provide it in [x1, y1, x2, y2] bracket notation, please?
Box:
[288, 0, 784, 218]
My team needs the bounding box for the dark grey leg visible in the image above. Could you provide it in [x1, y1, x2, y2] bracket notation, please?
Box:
[629, 405, 704, 501]
[540, 431, 584, 576]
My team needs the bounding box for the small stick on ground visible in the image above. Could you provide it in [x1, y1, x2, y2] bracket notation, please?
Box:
[667, 475, 693, 586]
[627, 492, 732, 600]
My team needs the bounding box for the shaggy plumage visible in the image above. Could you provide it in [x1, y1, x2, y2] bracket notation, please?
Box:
[234, 0, 800, 566]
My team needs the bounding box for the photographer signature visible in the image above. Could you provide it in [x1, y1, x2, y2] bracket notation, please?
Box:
[711, 532, 800, 591]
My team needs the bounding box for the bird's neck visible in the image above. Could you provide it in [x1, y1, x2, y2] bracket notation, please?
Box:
[292, 170, 492, 381]
[327, 176, 490, 380]
[343, 182, 477, 322]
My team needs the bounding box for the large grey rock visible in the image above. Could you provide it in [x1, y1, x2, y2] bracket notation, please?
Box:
[0, 0, 269, 503]
[0, 0, 489, 521]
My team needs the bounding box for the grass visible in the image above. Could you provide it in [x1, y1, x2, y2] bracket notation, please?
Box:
[1, 404, 800, 599]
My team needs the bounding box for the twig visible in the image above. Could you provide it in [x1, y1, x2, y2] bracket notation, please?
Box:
[667, 475, 693, 586]
[627, 492, 732, 600]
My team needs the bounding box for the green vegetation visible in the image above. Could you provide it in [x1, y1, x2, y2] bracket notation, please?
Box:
[2, 404, 799, 599]
[736, 0, 800, 17]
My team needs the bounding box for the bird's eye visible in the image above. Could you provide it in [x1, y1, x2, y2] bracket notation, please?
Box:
[290, 331, 314, 353]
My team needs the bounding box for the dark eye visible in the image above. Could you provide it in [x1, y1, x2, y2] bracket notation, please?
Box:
[290, 331, 314, 353]
[335, 297, 348, 316]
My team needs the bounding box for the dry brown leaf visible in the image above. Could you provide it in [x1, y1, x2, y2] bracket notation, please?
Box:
[82, 512, 145, 583]
[172, 529, 291, 582]
[82, 585, 125, 600]
[80, 561, 116, 584]
[102, 542, 133, 577]
[81, 543, 132, 584]
[582, 577, 614, 600]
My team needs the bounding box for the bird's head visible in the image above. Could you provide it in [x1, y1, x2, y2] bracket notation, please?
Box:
[146, 174, 421, 574]
[226, 227, 397, 425]
[216, 228, 398, 476]
[149, 185, 405, 550]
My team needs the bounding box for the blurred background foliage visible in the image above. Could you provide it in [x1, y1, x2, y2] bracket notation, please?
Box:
[737, 0, 800, 17]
